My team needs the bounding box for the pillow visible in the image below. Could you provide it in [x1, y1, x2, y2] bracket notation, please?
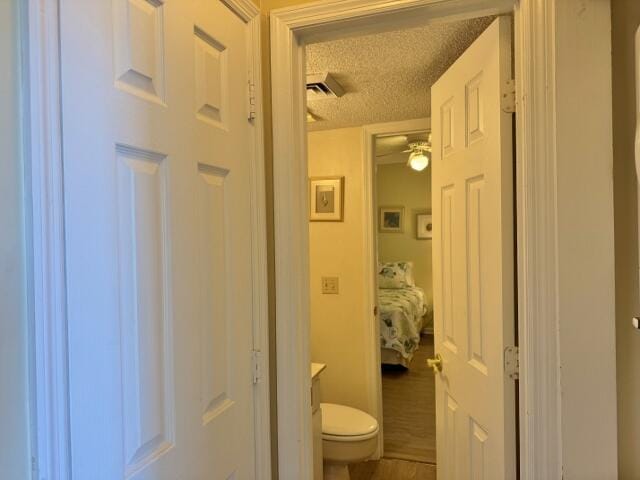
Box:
[404, 262, 416, 287]
[378, 261, 415, 289]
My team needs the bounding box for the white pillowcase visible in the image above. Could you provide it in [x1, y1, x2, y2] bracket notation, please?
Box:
[404, 262, 416, 287]
[378, 261, 415, 289]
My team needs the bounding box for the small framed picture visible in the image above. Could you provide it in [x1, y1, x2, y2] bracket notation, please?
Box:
[379, 206, 404, 233]
[309, 176, 344, 221]
[416, 213, 433, 239]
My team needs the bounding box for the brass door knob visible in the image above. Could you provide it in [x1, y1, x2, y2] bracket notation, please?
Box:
[427, 353, 443, 374]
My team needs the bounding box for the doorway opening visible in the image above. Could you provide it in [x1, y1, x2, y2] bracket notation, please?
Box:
[374, 128, 436, 465]
[304, 14, 516, 479]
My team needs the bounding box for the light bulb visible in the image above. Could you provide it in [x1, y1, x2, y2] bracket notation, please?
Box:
[408, 151, 429, 171]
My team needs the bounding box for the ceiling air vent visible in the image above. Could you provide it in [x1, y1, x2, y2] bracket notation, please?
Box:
[306, 73, 345, 101]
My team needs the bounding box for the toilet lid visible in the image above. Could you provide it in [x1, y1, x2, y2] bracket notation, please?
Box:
[320, 403, 379, 438]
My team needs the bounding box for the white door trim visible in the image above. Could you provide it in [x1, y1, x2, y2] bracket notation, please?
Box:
[245, 5, 273, 479]
[26, 1, 270, 478]
[271, 1, 616, 478]
[27, 1, 70, 478]
[361, 118, 432, 459]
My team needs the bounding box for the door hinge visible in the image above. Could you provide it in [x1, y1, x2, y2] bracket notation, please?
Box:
[501, 78, 516, 113]
[247, 78, 257, 122]
[31, 456, 38, 479]
[252, 349, 263, 384]
[504, 345, 519, 380]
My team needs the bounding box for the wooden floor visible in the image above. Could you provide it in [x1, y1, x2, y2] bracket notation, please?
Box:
[380, 335, 437, 463]
[349, 458, 437, 480]
[349, 336, 437, 479]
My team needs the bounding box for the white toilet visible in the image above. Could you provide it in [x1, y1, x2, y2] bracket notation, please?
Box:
[320, 403, 379, 480]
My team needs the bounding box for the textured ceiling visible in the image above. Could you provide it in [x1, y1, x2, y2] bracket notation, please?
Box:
[306, 16, 495, 131]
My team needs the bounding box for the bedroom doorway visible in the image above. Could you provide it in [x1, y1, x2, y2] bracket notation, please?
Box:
[374, 127, 437, 466]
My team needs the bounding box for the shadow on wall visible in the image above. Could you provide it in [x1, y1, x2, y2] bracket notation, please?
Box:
[612, 1, 640, 478]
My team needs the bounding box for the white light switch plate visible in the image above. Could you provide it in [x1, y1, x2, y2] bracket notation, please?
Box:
[321, 277, 339, 294]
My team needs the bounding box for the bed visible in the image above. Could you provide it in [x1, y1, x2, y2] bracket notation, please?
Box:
[378, 262, 431, 367]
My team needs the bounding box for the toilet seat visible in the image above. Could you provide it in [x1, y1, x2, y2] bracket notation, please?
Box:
[322, 430, 378, 442]
[320, 403, 379, 442]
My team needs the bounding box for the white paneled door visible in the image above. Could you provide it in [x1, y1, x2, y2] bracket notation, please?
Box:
[431, 17, 516, 480]
[60, 0, 258, 478]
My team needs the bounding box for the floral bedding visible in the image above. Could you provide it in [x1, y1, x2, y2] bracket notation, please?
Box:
[379, 286, 428, 360]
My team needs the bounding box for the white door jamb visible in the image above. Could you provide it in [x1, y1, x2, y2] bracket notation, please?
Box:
[26, 1, 70, 478]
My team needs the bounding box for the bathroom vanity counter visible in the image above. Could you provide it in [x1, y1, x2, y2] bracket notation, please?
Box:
[311, 362, 327, 380]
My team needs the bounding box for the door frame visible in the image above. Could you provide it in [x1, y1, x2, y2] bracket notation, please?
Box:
[25, 0, 271, 478]
[270, 0, 617, 479]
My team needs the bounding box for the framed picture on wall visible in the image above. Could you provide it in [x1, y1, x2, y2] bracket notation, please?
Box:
[416, 213, 433, 239]
[379, 206, 404, 233]
[309, 176, 344, 221]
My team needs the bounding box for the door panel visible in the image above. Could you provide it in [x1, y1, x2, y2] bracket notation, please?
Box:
[432, 16, 515, 480]
[113, 0, 167, 105]
[194, 27, 228, 129]
[116, 145, 175, 476]
[198, 166, 232, 425]
[61, 0, 256, 478]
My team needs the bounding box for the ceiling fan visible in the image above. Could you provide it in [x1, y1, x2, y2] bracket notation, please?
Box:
[376, 134, 432, 172]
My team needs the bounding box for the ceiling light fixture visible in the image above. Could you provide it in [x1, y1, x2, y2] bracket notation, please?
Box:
[408, 150, 430, 171]
[307, 110, 319, 123]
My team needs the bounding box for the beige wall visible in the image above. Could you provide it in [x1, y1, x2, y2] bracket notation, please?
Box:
[307, 127, 375, 414]
[612, 2, 640, 478]
[0, 0, 31, 478]
[376, 163, 432, 304]
[553, 1, 618, 477]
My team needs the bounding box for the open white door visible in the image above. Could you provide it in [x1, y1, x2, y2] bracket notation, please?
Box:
[431, 17, 515, 479]
[60, 0, 259, 477]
